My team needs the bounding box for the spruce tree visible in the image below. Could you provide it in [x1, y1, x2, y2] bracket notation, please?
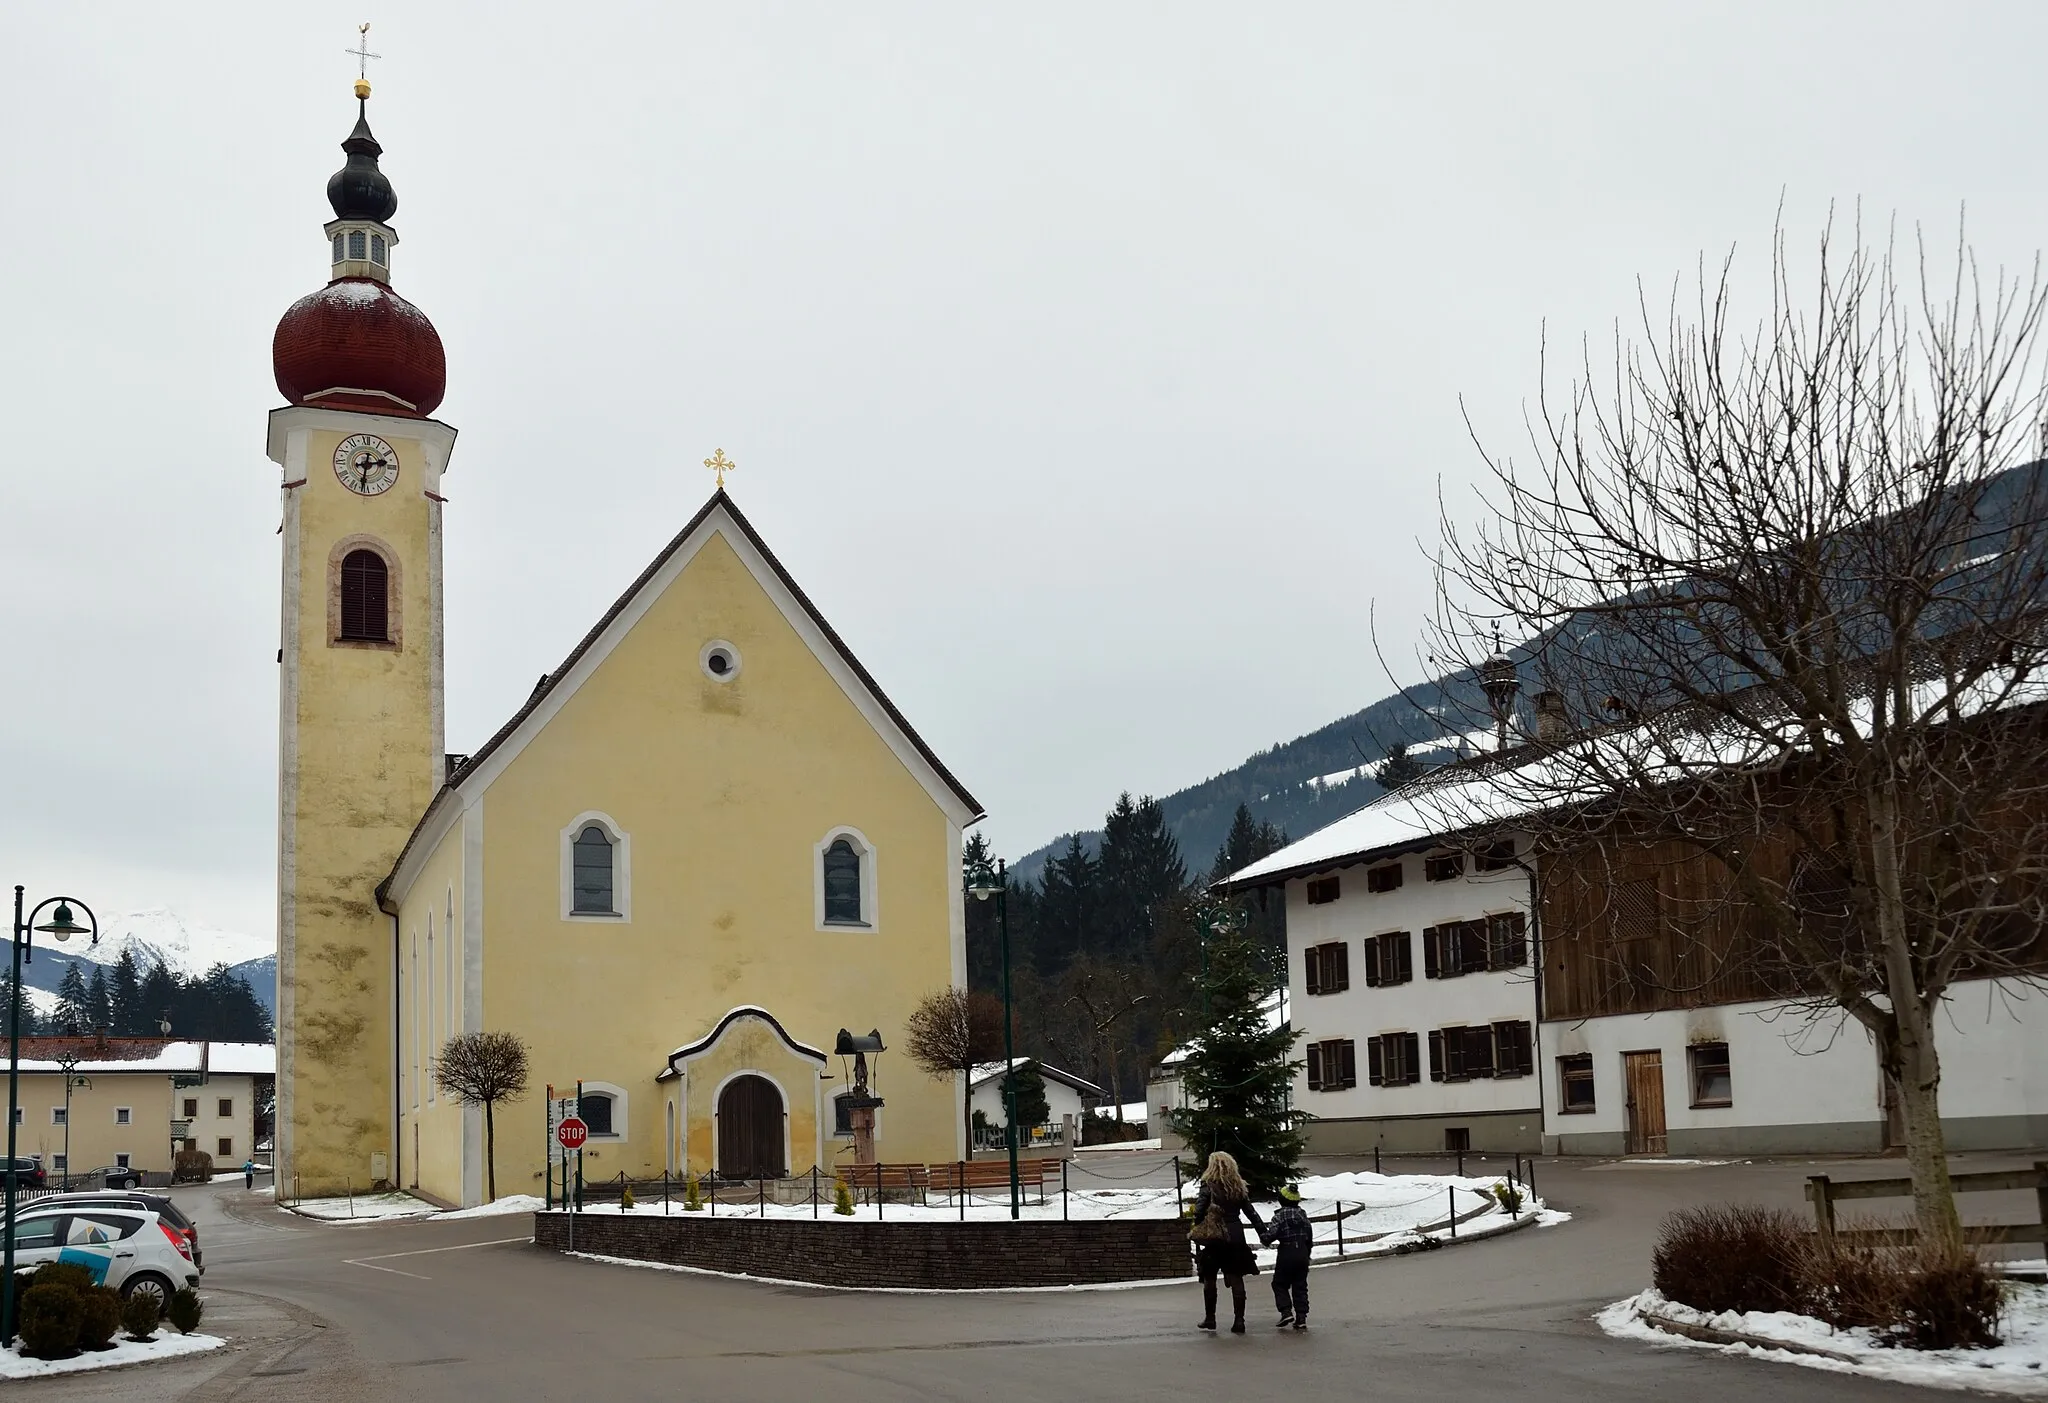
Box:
[1168, 903, 1305, 1197]
[86, 964, 112, 1034]
[0, 967, 35, 1038]
[1001, 1062, 1050, 1127]
[55, 963, 91, 1034]
[1095, 793, 1187, 961]
[110, 950, 143, 1036]
[1034, 836, 1098, 972]
[1373, 742, 1424, 791]
[140, 960, 176, 1036]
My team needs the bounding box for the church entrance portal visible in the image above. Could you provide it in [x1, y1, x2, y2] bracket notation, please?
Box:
[717, 1074, 786, 1179]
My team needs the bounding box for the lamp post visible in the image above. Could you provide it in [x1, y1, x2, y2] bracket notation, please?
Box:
[54, 1051, 90, 1190]
[5, 889, 98, 1345]
[966, 859, 1020, 1219]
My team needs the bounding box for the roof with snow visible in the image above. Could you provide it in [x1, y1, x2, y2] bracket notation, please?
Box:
[8, 1040, 274, 1077]
[968, 1059, 1104, 1099]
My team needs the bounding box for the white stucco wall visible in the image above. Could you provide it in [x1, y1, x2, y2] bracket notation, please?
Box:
[970, 1067, 1092, 1126]
[1544, 977, 2048, 1155]
[1286, 841, 1542, 1125]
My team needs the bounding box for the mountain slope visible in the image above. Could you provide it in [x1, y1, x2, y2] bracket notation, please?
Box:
[17, 908, 277, 1019]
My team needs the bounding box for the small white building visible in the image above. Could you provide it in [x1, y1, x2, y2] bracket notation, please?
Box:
[1228, 795, 1542, 1155]
[1147, 990, 1288, 1153]
[968, 1059, 1102, 1149]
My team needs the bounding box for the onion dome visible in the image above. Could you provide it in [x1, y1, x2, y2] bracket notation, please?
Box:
[272, 87, 445, 418]
[327, 102, 398, 222]
[273, 279, 446, 417]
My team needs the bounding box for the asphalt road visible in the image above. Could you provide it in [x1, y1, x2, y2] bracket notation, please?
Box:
[19, 1151, 2041, 1401]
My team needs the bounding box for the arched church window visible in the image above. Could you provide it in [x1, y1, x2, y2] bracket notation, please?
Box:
[332, 233, 345, 263]
[348, 229, 368, 260]
[370, 233, 387, 265]
[572, 825, 616, 914]
[823, 839, 864, 925]
[338, 549, 389, 642]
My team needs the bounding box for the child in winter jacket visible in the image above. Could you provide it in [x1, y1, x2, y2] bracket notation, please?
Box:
[1262, 1184, 1313, 1329]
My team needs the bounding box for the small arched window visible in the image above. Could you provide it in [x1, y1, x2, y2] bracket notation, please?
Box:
[338, 549, 389, 641]
[331, 233, 345, 262]
[572, 825, 616, 914]
[823, 839, 864, 925]
[348, 229, 368, 260]
[370, 233, 387, 265]
[579, 1091, 615, 1136]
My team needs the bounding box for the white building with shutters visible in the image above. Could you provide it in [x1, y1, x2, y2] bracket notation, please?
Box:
[1226, 791, 1544, 1156]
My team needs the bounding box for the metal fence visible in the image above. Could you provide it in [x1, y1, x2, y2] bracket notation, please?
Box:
[971, 1122, 1065, 1152]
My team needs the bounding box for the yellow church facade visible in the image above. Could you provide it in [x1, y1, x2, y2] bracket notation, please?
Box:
[267, 88, 982, 1205]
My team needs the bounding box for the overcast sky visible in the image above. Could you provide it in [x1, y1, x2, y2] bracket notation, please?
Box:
[5, 4, 2044, 941]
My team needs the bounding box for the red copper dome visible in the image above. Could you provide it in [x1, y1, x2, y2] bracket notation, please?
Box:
[272, 278, 446, 418]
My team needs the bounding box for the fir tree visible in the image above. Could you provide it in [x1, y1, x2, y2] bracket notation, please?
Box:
[0, 967, 35, 1038]
[1095, 793, 1187, 961]
[1210, 804, 1289, 952]
[1001, 1061, 1050, 1127]
[1168, 903, 1305, 1197]
[55, 963, 91, 1035]
[109, 950, 143, 1037]
[86, 964, 112, 1035]
[140, 960, 176, 1036]
[1373, 742, 1424, 791]
[1034, 836, 1098, 972]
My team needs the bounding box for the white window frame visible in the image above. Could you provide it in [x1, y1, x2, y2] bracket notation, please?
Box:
[114, 1107, 131, 1126]
[814, 825, 879, 932]
[114, 1153, 131, 1169]
[561, 812, 632, 922]
[51, 1108, 66, 1127]
[576, 1081, 629, 1143]
[51, 1153, 67, 1172]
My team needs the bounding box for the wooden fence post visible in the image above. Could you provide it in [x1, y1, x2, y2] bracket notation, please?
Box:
[1807, 1175, 1836, 1249]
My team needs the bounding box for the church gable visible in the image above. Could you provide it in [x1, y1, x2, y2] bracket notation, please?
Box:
[383, 492, 979, 904]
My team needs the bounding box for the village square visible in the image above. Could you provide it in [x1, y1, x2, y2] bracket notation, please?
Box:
[4, 6, 2047, 1399]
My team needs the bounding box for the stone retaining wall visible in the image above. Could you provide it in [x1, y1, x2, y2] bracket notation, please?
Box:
[533, 1211, 1193, 1289]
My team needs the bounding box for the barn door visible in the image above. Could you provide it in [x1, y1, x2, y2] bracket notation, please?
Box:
[717, 1075, 786, 1179]
[1622, 1051, 1667, 1156]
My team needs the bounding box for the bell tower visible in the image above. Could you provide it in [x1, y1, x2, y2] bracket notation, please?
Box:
[267, 73, 454, 1196]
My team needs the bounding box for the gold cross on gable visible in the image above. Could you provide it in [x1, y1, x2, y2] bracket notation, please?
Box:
[704, 448, 736, 491]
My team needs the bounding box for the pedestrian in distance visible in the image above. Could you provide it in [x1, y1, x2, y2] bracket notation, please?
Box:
[1262, 1183, 1312, 1330]
[243, 1158, 257, 1191]
[1186, 1150, 1264, 1334]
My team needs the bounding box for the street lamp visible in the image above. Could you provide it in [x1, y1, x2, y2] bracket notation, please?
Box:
[965, 859, 1020, 1220]
[55, 1052, 90, 1191]
[5, 889, 98, 1345]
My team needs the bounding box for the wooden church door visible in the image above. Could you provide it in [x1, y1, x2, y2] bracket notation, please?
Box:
[717, 1075, 786, 1179]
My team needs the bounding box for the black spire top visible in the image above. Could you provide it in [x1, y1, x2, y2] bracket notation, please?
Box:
[326, 99, 398, 223]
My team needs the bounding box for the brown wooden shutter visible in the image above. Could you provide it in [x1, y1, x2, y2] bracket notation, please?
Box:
[1363, 937, 1382, 988]
[1366, 1035, 1384, 1085]
[1467, 1024, 1496, 1078]
[1394, 932, 1414, 984]
[1494, 1020, 1533, 1077]
[1332, 942, 1350, 992]
[1305, 946, 1323, 996]
[1444, 1026, 1467, 1080]
[1422, 927, 1441, 979]
[1427, 1029, 1444, 1081]
[1306, 1042, 1325, 1091]
[1402, 1032, 1422, 1084]
[1338, 1040, 1357, 1089]
[339, 549, 389, 642]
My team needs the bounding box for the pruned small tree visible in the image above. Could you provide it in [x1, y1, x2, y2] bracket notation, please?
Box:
[432, 1030, 531, 1202]
[902, 987, 1006, 1151]
[1419, 216, 2048, 1243]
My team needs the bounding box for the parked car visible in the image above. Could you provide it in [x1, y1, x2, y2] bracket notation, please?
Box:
[23, 1189, 204, 1270]
[2, 1204, 198, 1309]
[3, 1156, 46, 1189]
[73, 1164, 145, 1191]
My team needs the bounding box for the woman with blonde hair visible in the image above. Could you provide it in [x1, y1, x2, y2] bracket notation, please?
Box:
[1186, 1150, 1265, 1333]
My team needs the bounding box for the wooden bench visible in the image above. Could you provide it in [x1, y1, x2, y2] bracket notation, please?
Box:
[933, 1159, 1052, 1202]
[841, 1163, 932, 1203]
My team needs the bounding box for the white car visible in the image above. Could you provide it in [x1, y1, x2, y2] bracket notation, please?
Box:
[4, 1204, 199, 1310]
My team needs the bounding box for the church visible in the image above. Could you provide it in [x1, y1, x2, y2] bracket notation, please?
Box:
[268, 78, 982, 1205]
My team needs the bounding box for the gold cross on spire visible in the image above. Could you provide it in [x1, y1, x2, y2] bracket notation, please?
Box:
[704, 448, 736, 491]
[347, 22, 381, 99]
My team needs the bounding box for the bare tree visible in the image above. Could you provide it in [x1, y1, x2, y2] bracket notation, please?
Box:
[432, 1030, 531, 1202]
[1061, 955, 1149, 1118]
[1418, 216, 2048, 1241]
[902, 987, 1006, 1151]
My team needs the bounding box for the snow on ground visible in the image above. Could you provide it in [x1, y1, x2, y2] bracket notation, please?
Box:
[564, 1170, 1543, 1267]
[1600, 1285, 2048, 1396]
[0, 1333, 225, 1379]
[284, 1191, 434, 1222]
[439, 1194, 547, 1220]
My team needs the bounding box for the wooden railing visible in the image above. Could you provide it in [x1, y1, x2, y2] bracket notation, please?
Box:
[1805, 1164, 2048, 1254]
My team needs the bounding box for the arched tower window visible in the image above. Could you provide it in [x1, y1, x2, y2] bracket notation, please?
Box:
[823, 839, 863, 924]
[370, 233, 387, 265]
[338, 549, 389, 641]
[572, 825, 616, 914]
[331, 233, 345, 263]
[348, 229, 368, 260]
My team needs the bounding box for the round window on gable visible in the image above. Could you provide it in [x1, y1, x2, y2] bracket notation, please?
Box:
[699, 639, 741, 682]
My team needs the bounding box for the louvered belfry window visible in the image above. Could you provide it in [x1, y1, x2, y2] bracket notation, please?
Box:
[339, 549, 389, 641]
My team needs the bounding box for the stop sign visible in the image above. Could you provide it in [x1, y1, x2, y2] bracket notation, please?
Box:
[556, 1116, 588, 1150]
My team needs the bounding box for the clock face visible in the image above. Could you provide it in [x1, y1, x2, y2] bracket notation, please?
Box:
[333, 434, 401, 496]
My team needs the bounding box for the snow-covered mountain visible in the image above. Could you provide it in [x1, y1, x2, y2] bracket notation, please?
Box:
[70, 908, 274, 982]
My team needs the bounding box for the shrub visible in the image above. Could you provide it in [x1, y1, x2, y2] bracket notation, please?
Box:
[166, 1286, 204, 1336]
[1494, 1181, 1525, 1214]
[30, 1260, 97, 1293]
[75, 1286, 122, 1350]
[1892, 1241, 2003, 1350]
[122, 1289, 161, 1341]
[17, 1282, 83, 1360]
[683, 1173, 704, 1212]
[1651, 1203, 1807, 1315]
[833, 1174, 855, 1216]
[173, 1149, 215, 1184]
